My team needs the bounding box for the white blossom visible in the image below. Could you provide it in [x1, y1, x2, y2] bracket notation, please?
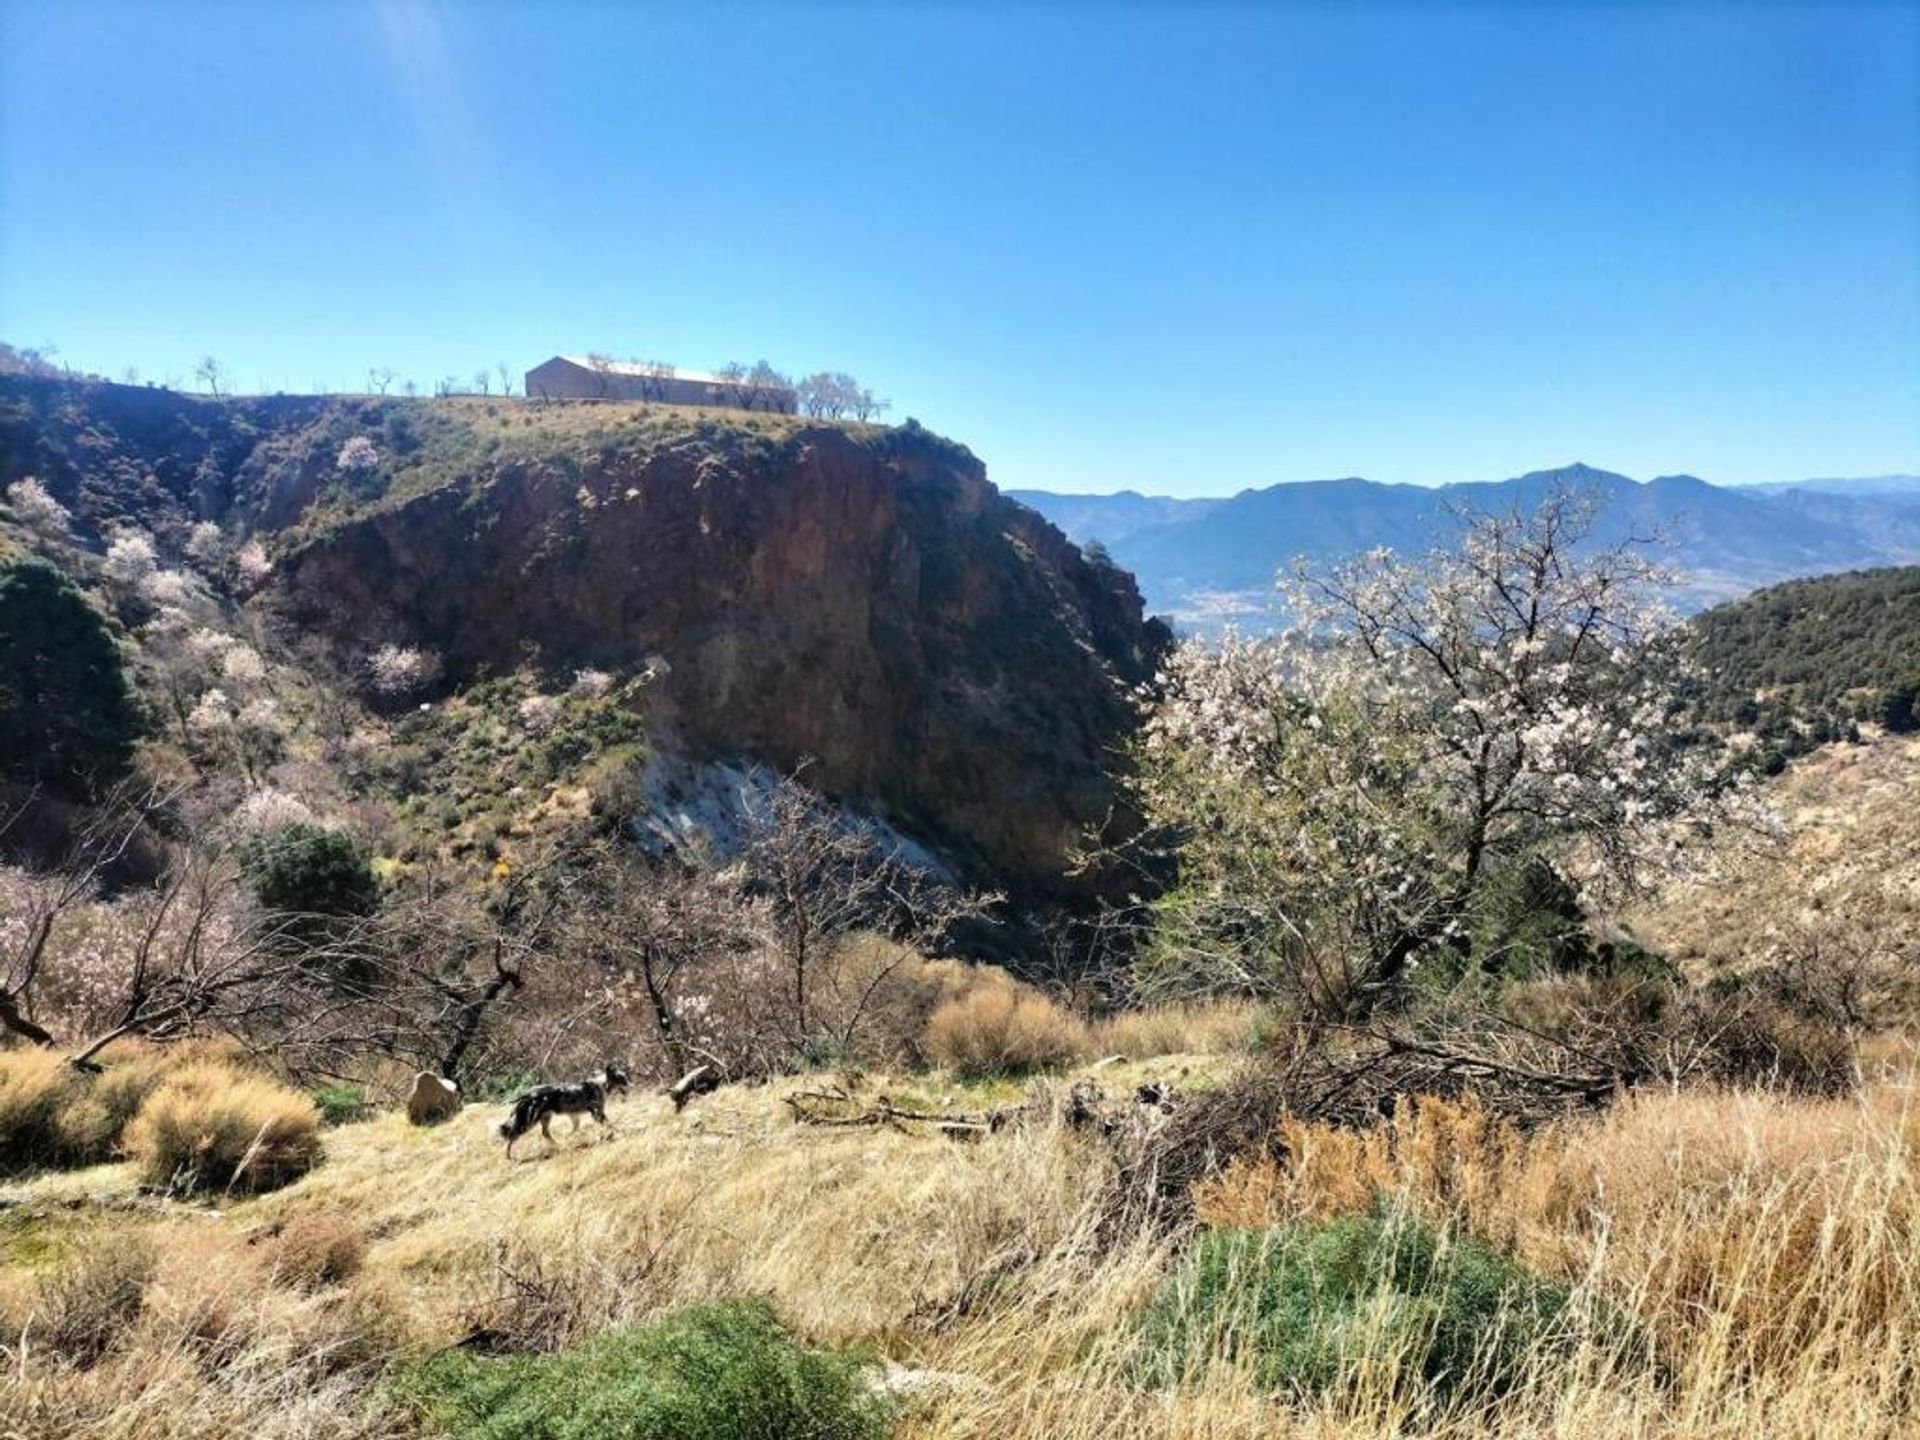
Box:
[186, 627, 238, 662]
[336, 435, 380, 472]
[187, 688, 235, 734]
[366, 643, 440, 696]
[232, 787, 316, 835]
[185, 520, 226, 564]
[5, 477, 69, 539]
[218, 644, 268, 686]
[517, 693, 562, 734]
[103, 531, 158, 586]
[235, 539, 273, 584]
[1130, 487, 1762, 1014]
[138, 568, 192, 606]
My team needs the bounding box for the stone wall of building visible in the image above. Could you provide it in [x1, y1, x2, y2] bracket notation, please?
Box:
[524, 358, 796, 412]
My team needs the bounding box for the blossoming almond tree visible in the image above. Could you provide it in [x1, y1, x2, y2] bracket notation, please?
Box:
[1132, 488, 1753, 1017]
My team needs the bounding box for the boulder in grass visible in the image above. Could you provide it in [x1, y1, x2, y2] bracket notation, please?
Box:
[406, 1072, 461, 1125]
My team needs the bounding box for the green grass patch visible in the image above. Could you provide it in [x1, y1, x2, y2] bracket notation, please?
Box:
[1139, 1211, 1575, 1409]
[393, 1298, 891, 1440]
[311, 1084, 370, 1126]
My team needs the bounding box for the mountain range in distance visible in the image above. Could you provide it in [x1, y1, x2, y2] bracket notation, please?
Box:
[1008, 466, 1920, 633]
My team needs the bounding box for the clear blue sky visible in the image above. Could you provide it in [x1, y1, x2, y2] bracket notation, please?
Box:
[2, 1, 1915, 494]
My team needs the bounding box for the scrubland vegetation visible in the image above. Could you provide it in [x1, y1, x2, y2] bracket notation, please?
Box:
[1686, 564, 1920, 765]
[4, 449, 1918, 1437]
[1, 1049, 1915, 1438]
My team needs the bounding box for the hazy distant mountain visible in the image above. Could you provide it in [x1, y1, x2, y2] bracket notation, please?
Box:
[1000, 489, 1220, 546]
[1011, 464, 1920, 631]
[1734, 475, 1920, 499]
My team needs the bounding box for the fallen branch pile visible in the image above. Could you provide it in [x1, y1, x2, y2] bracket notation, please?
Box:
[783, 1077, 1179, 1144]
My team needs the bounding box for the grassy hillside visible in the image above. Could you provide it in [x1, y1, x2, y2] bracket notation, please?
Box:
[6, 384, 1918, 1439]
[3, 1036, 1915, 1439]
[1626, 731, 1920, 1011]
[0, 374, 883, 541]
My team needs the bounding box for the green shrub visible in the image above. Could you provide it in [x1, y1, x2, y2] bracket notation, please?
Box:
[1138, 1212, 1573, 1409]
[1876, 676, 1920, 734]
[472, 1068, 540, 1103]
[237, 821, 379, 952]
[0, 555, 142, 794]
[312, 1084, 370, 1126]
[1467, 857, 1593, 979]
[394, 1298, 891, 1440]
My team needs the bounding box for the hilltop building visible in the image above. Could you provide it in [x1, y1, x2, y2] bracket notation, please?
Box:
[524, 355, 797, 412]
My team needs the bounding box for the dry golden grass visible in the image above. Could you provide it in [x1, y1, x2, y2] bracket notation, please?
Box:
[1190, 1081, 1920, 1427]
[121, 1060, 322, 1195]
[0, 1038, 250, 1170]
[1627, 732, 1920, 989]
[0, 1052, 1914, 1438]
[921, 973, 1092, 1076]
[2, 1218, 416, 1440]
[261, 1210, 370, 1292]
[1090, 1000, 1263, 1059]
[0, 1045, 79, 1166]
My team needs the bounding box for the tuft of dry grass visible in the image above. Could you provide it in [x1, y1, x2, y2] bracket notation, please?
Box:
[922, 972, 1091, 1077]
[21, 1233, 156, 1366]
[121, 1061, 322, 1195]
[0, 1039, 252, 1172]
[1090, 1000, 1263, 1059]
[0, 1046, 80, 1168]
[3, 1219, 416, 1440]
[259, 1210, 368, 1291]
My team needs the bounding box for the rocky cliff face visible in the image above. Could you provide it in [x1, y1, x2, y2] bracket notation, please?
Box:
[267, 413, 1168, 893]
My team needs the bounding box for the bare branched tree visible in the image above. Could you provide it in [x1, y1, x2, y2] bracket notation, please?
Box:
[639, 360, 674, 402]
[744, 360, 792, 412]
[193, 356, 226, 397]
[0, 784, 159, 1046]
[715, 361, 751, 409]
[736, 771, 994, 1059]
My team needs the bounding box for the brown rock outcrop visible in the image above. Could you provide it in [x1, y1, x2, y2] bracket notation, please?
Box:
[274, 420, 1168, 893]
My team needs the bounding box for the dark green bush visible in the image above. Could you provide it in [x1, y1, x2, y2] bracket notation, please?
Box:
[472, 1068, 540, 1103]
[0, 555, 142, 794]
[1138, 1213, 1573, 1408]
[393, 1299, 891, 1440]
[1876, 676, 1920, 734]
[239, 822, 379, 924]
[1467, 857, 1592, 979]
[1685, 566, 1920, 761]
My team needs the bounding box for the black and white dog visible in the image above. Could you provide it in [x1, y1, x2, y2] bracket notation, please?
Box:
[499, 1064, 631, 1157]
